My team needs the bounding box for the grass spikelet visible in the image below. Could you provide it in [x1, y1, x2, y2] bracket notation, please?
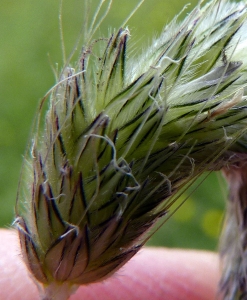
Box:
[14, 1, 247, 299]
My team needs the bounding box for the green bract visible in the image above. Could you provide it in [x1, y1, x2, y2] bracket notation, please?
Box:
[15, 1, 247, 299]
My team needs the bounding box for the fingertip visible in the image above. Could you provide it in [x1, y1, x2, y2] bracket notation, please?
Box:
[0, 230, 220, 300]
[72, 248, 220, 300]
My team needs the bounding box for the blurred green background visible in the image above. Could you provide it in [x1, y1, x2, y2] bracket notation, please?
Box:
[0, 0, 227, 251]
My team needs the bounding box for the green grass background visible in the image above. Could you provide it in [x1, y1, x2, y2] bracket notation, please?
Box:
[0, 0, 228, 251]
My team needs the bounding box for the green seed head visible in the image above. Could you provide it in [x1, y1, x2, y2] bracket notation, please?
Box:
[14, 0, 247, 299]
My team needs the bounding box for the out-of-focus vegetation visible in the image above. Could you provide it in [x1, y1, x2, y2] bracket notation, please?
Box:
[0, 0, 226, 250]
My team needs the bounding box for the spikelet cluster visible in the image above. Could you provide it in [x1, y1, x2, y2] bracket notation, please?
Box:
[15, 1, 247, 299]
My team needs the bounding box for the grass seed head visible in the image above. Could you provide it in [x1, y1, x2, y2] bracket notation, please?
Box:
[14, 0, 247, 299]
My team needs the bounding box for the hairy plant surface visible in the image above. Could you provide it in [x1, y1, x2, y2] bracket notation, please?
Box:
[15, 1, 247, 299]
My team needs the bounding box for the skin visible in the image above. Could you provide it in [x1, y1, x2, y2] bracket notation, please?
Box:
[0, 229, 221, 300]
